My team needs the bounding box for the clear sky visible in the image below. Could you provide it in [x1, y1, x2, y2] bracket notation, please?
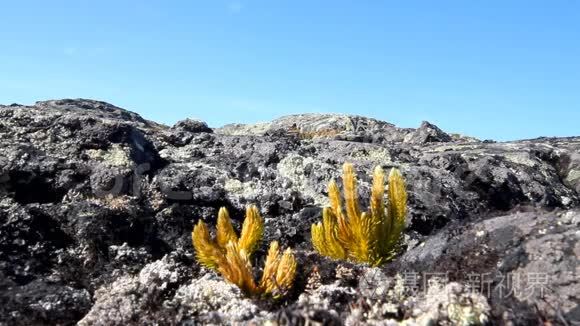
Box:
[1, 1, 578, 141]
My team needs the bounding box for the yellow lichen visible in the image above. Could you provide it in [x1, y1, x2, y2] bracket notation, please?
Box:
[311, 163, 407, 266]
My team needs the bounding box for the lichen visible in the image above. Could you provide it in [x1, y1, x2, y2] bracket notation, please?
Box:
[85, 144, 132, 167]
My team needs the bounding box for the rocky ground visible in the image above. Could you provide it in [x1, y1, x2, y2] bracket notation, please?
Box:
[0, 99, 578, 325]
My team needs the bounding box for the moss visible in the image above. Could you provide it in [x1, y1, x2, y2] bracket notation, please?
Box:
[192, 206, 297, 298]
[311, 163, 407, 266]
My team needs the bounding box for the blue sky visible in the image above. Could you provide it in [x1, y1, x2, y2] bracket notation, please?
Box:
[1, 1, 578, 141]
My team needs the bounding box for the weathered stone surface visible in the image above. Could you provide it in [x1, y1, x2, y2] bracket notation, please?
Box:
[389, 208, 580, 324]
[217, 113, 472, 144]
[0, 99, 578, 325]
[404, 120, 453, 144]
[173, 118, 212, 133]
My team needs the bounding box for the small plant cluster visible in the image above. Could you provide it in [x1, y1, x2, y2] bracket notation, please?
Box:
[192, 205, 297, 298]
[311, 163, 407, 266]
[191, 163, 408, 298]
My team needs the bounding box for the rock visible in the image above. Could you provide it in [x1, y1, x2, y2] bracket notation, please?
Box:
[217, 114, 476, 145]
[78, 252, 193, 325]
[172, 118, 213, 133]
[404, 121, 453, 144]
[34, 99, 149, 125]
[0, 99, 578, 325]
[216, 113, 410, 143]
[0, 280, 92, 325]
[389, 208, 580, 324]
[166, 274, 263, 323]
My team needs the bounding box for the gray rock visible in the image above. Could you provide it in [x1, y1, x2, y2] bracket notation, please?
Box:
[172, 118, 213, 133]
[404, 121, 453, 144]
[0, 280, 92, 325]
[0, 99, 578, 325]
[217, 114, 474, 144]
[390, 208, 580, 324]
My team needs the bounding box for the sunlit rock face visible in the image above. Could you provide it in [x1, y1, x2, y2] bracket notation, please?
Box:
[1, 99, 578, 325]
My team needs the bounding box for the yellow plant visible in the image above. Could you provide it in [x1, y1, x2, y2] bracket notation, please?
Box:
[311, 163, 407, 266]
[192, 205, 297, 298]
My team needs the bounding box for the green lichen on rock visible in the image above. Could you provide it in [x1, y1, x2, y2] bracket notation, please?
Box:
[85, 144, 132, 167]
